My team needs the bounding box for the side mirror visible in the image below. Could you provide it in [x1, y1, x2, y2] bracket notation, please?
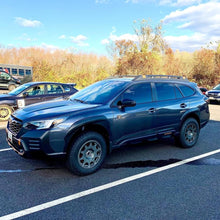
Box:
[23, 92, 28, 97]
[117, 99, 136, 109]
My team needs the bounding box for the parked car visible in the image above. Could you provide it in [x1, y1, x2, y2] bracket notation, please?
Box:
[0, 81, 78, 121]
[0, 70, 21, 91]
[205, 84, 220, 103]
[6, 75, 209, 175]
[199, 87, 207, 95]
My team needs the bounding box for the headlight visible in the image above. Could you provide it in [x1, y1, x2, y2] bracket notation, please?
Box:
[24, 118, 66, 130]
[218, 93, 220, 97]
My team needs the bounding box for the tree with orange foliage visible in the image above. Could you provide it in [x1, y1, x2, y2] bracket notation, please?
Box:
[110, 19, 166, 76]
[192, 48, 216, 87]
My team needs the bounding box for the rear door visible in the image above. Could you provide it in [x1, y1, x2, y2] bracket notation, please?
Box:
[44, 84, 65, 102]
[153, 82, 191, 134]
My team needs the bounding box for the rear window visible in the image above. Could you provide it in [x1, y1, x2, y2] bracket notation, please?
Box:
[177, 84, 194, 97]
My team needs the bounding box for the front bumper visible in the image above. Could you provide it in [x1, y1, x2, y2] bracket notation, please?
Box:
[207, 96, 220, 102]
[6, 128, 28, 156]
[6, 126, 67, 156]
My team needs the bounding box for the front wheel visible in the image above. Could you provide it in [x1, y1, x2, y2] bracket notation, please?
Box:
[177, 118, 200, 148]
[8, 84, 16, 91]
[67, 131, 107, 176]
[0, 105, 12, 121]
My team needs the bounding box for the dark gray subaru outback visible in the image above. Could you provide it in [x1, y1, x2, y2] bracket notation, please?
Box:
[6, 75, 209, 175]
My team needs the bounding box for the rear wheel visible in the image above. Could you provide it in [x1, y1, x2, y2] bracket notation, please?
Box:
[67, 131, 107, 176]
[177, 118, 200, 148]
[0, 105, 12, 121]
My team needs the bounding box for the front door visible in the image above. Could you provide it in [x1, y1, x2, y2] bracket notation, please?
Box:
[19, 84, 46, 107]
[111, 83, 157, 145]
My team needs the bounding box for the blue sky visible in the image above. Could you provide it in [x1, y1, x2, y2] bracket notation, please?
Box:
[0, 0, 219, 55]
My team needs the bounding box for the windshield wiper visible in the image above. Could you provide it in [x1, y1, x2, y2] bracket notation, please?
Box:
[73, 98, 87, 104]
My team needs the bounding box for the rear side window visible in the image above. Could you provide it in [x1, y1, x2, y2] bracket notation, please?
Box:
[62, 84, 71, 92]
[47, 84, 64, 94]
[177, 84, 194, 97]
[155, 83, 176, 101]
[174, 86, 183, 99]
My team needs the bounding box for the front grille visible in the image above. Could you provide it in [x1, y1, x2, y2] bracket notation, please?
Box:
[8, 117, 22, 135]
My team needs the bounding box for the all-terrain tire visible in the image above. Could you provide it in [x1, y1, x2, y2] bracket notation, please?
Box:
[176, 118, 200, 148]
[67, 131, 107, 176]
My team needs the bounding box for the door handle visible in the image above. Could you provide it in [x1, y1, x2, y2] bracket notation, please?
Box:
[180, 103, 187, 108]
[148, 108, 156, 113]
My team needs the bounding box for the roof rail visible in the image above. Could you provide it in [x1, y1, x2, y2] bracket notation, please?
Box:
[107, 75, 138, 79]
[132, 75, 188, 81]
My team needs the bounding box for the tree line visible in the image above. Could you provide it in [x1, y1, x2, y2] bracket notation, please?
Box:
[0, 20, 219, 89]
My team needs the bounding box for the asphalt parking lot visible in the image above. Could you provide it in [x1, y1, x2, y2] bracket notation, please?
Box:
[0, 103, 219, 220]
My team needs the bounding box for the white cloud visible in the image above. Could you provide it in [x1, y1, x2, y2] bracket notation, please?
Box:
[102, 33, 138, 44]
[163, 1, 220, 51]
[95, 0, 109, 3]
[101, 26, 138, 45]
[17, 33, 37, 42]
[160, 0, 203, 7]
[41, 43, 59, 51]
[70, 35, 89, 47]
[125, 0, 154, 3]
[101, 39, 110, 45]
[164, 2, 220, 34]
[15, 17, 42, 27]
[165, 33, 204, 51]
[59, 35, 66, 39]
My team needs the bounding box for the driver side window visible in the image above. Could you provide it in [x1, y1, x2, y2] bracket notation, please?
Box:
[25, 85, 45, 96]
[114, 83, 152, 106]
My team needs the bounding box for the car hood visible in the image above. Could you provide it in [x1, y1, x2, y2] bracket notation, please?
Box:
[0, 94, 14, 100]
[13, 100, 100, 122]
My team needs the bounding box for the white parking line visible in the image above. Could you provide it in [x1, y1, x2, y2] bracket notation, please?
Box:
[1, 148, 220, 220]
[0, 148, 12, 152]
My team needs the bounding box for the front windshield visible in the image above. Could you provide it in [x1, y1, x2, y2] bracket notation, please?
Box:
[213, 84, 220, 90]
[70, 80, 129, 104]
[8, 84, 30, 95]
